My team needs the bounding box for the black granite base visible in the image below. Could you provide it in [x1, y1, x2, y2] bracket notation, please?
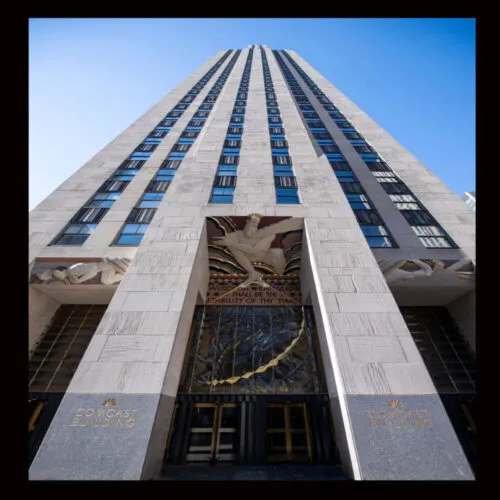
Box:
[29, 393, 167, 480]
[345, 394, 474, 480]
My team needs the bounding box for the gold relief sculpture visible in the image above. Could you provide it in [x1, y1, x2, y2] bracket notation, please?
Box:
[213, 214, 302, 287]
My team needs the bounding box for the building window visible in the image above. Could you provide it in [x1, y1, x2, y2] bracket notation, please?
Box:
[115, 223, 149, 246]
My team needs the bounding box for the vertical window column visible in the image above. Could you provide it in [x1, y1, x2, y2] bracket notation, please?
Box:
[114, 50, 242, 245]
[280, 51, 457, 250]
[51, 50, 233, 246]
[261, 47, 300, 204]
[209, 47, 254, 203]
[273, 50, 394, 247]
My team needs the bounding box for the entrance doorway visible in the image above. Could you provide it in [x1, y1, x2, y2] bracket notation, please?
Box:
[267, 403, 312, 463]
[186, 403, 238, 464]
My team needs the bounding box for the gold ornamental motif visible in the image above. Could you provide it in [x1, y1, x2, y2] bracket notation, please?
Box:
[388, 399, 404, 408]
[102, 398, 117, 406]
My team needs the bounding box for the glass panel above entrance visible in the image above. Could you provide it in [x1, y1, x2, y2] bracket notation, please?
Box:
[180, 306, 326, 394]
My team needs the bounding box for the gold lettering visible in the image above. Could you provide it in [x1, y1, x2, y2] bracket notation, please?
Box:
[369, 418, 379, 428]
[97, 408, 106, 417]
[102, 418, 111, 427]
[70, 417, 81, 427]
[413, 419, 424, 429]
[123, 410, 130, 418]
[114, 409, 122, 418]
[125, 419, 135, 428]
[85, 409, 95, 417]
[377, 410, 386, 418]
[423, 419, 433, 429]
[415, 409, 427, 417]
[75, 408, 85, 417]
[386, 411, 395, 419]
[392, 419, 401, 428]
[106, 408, 115, 418]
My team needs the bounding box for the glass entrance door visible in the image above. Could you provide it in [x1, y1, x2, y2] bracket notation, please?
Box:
[267, 403, 312, 463]
[186, 403, 238, 464]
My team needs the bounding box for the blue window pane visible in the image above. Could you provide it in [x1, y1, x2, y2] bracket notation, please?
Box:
[144, 138, 161, 144]
[137, 224, 149, 234]
[272, 149, 289, 155]
[178, 138, 195, 144]
[106, 193, 121, 200]
[82, 224, 98, 234]
[350, 202, 371, 209]
[360, 153, 380, 160]
[273, 169, 294, 176]
[186, 127, 202, 132]
[341, 128, 356, 134]
[212, 187, 235, 196]
[116, 234, 144, 246]
[276, 188, 298, 196]
[94, 193, 108, 200]
[218, 165, 238, 171]
[158, 169, 177, 176]
[338, 177, 356, 183]
[130, 152, 151, 159]
[168, 152, 186, 158]
[66, 225, 83, 234]
[361, 225, 388, 236]
[226, 134, 242, 139]
[123, 224, 139, 234]
[138, 201, 161, 208]
[217, 171, 237, 176]
[335, 171, 355, 177]
[155, 127, 171, 132]
[366, 236, 393, 248]
[210, 195, 234, 203]
[277, 196, 300, 204]
[142, 192, 164, 201]
[120, 169, 140, 176]
[55, 234, 89, 246]
[346, 194, 368, 202]
[363, 158, 383, 163]
[114, 175, 133, 181]
[100, 200, 115, 208]
[155, 176, 174, 181]
[270, 135, 286, 140]
[87, 200, 112, 208]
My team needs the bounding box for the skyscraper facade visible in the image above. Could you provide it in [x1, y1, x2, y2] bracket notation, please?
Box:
[29, 45, 476, 481]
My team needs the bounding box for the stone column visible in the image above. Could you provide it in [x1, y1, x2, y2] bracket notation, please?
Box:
[29, 49, 248, 481]
[270, 47, 474, 480]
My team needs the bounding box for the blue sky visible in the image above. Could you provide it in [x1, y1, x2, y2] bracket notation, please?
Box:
[29, 18, 475, 210]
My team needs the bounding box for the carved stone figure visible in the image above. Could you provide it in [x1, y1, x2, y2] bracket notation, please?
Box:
[34, 258, 131, 285]
[213, 214, 302, 287]
[383, 259, 445, 285]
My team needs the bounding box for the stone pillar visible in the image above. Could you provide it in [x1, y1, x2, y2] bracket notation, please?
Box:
[29, 49, 248, 481]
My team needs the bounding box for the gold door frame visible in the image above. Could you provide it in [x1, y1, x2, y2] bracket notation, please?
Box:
[186, 403, 237, 463]
[267, 403, 312, 463]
